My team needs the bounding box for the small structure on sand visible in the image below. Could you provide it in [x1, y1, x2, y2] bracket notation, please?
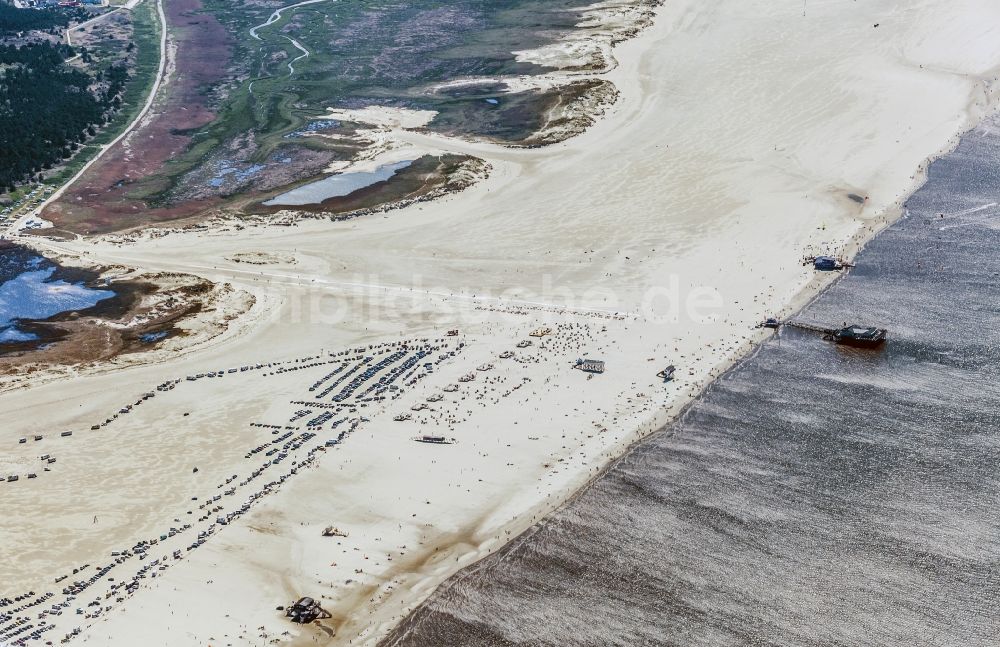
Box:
[575, 358, 605, 374]
[413, 435, 456, 444]
[516, 340, 533, 348]
[807, 255, 853, 271]
[393, 413, 412, 421]
[529, 327, 553, 338]
[322, 526, 348, 538]
[657, 365, 676, 382]
[446, 329, 459, 336]
[285, 597, 330, 623]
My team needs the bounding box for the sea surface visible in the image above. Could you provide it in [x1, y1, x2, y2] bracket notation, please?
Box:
[380, 117, 1000, 645]
[0, 244, 115, 345]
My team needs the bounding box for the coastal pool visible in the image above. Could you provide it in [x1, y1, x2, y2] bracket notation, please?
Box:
[263, 160, 413, 206]
[0, 246, 115, 344]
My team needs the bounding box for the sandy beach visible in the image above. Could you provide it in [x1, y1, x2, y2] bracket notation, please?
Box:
[4, 0, 1000, 645]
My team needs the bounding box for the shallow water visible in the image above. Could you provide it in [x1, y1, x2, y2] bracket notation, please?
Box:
[380, 118, 1000, 645]
[0, 246, 115, 344]
[263, 160, 413, 206]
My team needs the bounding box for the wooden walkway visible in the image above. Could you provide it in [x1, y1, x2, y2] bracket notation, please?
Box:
[784, 321, 836, 335]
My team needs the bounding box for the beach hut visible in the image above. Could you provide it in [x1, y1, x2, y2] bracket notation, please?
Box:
[413, 435, 455, 444]
[286, 597, 330, 623]
[576, 359, 605, 374]
[813, 256, 841, 271]
[657, 365, 676, 382]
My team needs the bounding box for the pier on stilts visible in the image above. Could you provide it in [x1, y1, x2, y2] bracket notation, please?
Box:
[762, 319, 887, 348]
[784, 321, 836, 335]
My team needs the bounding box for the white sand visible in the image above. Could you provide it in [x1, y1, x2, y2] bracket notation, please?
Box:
[4, 0, 1000, 645]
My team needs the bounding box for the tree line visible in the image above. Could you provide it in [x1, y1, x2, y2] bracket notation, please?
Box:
[0, 3, 86, 36]
[0, 41, 129, 192]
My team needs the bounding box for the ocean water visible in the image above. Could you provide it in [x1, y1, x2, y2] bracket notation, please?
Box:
[380, 120, 1000, 644]
[0, 245, 115, 345]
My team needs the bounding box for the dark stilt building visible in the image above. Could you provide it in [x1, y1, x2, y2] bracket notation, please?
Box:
[828, 325, 887, 348]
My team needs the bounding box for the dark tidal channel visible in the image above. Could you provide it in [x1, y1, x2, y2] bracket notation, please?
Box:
[380, 117, 1000, 646]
